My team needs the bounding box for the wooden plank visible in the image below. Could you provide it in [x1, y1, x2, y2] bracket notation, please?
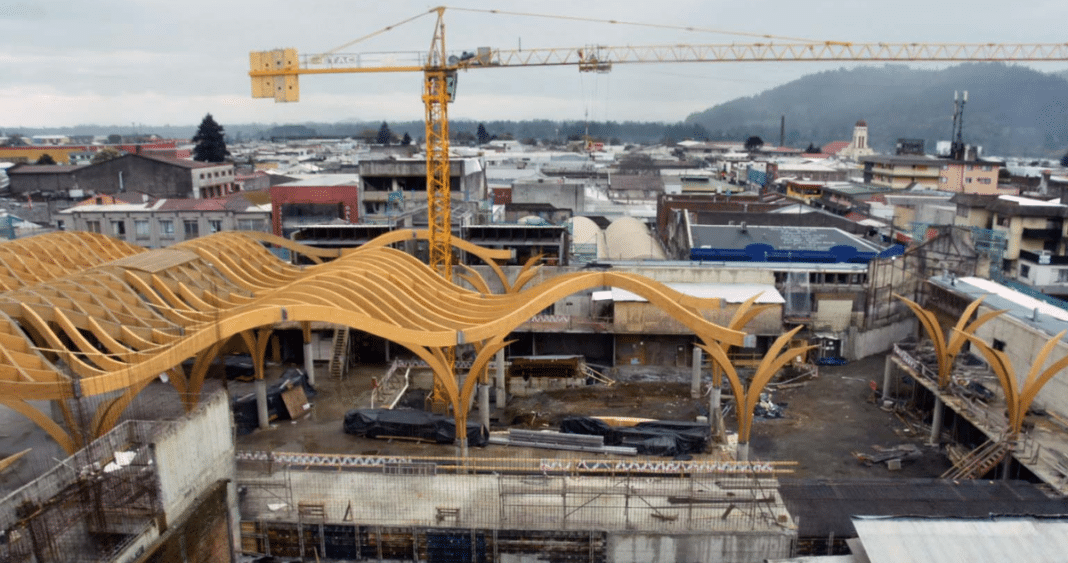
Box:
[280, 386, 310, 419]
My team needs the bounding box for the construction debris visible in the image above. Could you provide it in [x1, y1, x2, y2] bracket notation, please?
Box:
[852, 444, 922, 469]
[753, 393, 785, 419]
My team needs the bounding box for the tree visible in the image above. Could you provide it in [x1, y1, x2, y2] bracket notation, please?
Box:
[35, 154, 56, 165]
[401, 132, 412, 146]
[376, 122, 392, 145]
[1061, 151, 1068, 168]
[91, 147, 123, 164]
[191, 113, 230, 162]
[476, 123, 492, 145]
[804, 143, 820, 153]
[744, 136, 764, 152]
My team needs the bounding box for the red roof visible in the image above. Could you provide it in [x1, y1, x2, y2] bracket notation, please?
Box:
[821, 141, 850, 155]
[844, 211, 868, 222]
[158, 198, 227, 211]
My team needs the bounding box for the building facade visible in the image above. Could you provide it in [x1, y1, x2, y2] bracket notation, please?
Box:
[60, 192, 270, 248]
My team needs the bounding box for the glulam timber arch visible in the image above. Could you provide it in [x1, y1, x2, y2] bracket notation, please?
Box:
[0, 231, 743, 454]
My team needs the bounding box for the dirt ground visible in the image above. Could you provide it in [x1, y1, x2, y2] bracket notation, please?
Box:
[234, 353, 952, 479]
[746, 353, 951, 479]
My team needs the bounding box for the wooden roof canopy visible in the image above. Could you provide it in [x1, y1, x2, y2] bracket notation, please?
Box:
[0, 230, 744, 453]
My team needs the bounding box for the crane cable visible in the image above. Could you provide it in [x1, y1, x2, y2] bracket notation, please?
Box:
[322, 5, 834, 57]
[322, 8, 439, 55]
[449, 6, 829, 44]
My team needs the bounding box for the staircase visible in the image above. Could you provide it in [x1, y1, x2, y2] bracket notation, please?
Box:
[942, 438, 1013, 480]
[582, 364, 614, 386]
[329, 326, 350, 380]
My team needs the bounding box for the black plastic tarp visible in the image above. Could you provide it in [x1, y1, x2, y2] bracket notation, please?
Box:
[231, 368, 316, 435]
[559, 416, 613, 437]
[633, 420, 710, 453]
[560, 417, 710, 456]
[343, 408, 488, 447]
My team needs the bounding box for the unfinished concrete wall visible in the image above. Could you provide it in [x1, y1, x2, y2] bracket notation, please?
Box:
[846, 318, 917, 360]
[606, 531, 794, 563]
[152, 391, 238, 558]
[154, 391, 235, 521]
[614, 302, 782, 336]
[974, 312, 1068, 421]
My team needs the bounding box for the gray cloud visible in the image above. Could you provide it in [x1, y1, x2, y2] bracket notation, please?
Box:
[3, 0, 1068, 128]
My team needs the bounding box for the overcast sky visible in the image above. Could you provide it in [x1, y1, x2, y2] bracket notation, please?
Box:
[3, 0, 1068, 130]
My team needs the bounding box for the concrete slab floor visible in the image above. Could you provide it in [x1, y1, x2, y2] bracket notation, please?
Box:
[234, 354, 950, 479]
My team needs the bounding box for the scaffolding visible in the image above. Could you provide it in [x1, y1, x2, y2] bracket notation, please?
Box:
[236, 452, 796, 560]
[0, 422, 163, 563]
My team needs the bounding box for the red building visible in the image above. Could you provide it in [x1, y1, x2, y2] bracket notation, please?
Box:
[268, 175, 361, 236]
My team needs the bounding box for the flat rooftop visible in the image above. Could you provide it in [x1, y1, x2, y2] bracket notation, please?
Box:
[691, 225, 884, 253]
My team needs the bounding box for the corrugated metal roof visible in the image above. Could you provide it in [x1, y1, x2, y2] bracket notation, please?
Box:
[853, 517, 1068, 563]
[779, 478, 1068, 539]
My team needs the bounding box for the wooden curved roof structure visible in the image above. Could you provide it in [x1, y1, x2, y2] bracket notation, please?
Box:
[0, 230, 743, 453]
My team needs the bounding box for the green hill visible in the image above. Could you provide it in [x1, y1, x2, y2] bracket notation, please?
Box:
[684, 63, 1068, 157]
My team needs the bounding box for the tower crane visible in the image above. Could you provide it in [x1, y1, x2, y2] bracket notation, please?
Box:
[250, 5, 1068, 278]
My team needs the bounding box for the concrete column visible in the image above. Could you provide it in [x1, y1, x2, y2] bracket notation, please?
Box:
[495, 349, 507, 406]
[479, 384, 490, 432]
[255, 378, 269, 430]
[736, 442, 749, 462]
[929, 396, 944, 444]
[882, 355, 894, 401]
[709, 386, 722, 432]
[303, 340, 316, 387]
[691, 347, 703, 399]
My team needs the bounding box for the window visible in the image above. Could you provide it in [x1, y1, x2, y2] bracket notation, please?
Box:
[135, 220, 150, 239]
[184, 219, 199, 238]
[86, 220, 100, 233]
[159, 220, 174, 238]
[1020, 264, 1030, 279]
[982, 165, 992, 172]
[992, 339, 1006, 351]
[111, 220, 126, 237]
[208, 220, 222, 234]
[238, 219, 266, 232]
[979, 178, 992, 184]
[956, 206, 968, 218]
[56, 220, 65, 231]
[939, 177, 948, 184]
[1059, 269, 1068, 283]
[996, 216, 1009, 227]
[966, 177, 973, 183]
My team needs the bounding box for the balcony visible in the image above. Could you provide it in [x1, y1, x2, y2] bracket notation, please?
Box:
[1022, 228, 1063, 241]
[1019, 250, 1068, 265]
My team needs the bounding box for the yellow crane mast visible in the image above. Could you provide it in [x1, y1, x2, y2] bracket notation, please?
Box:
[250, 6, 1068, 277]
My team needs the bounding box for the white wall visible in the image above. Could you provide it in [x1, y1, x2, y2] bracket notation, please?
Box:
[152, 391, 237, 537]
[607, 532, 794, 563]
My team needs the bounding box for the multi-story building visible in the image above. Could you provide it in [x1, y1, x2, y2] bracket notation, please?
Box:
[861, 155, 1009, 194]
[7, 153, 235, 199]
[953, 193, 1068, 290]
[59, 192, 270, 248]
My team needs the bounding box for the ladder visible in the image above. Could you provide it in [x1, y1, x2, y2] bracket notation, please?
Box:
[942, 439, 1012, 480]
[329, 326, 350, 380]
